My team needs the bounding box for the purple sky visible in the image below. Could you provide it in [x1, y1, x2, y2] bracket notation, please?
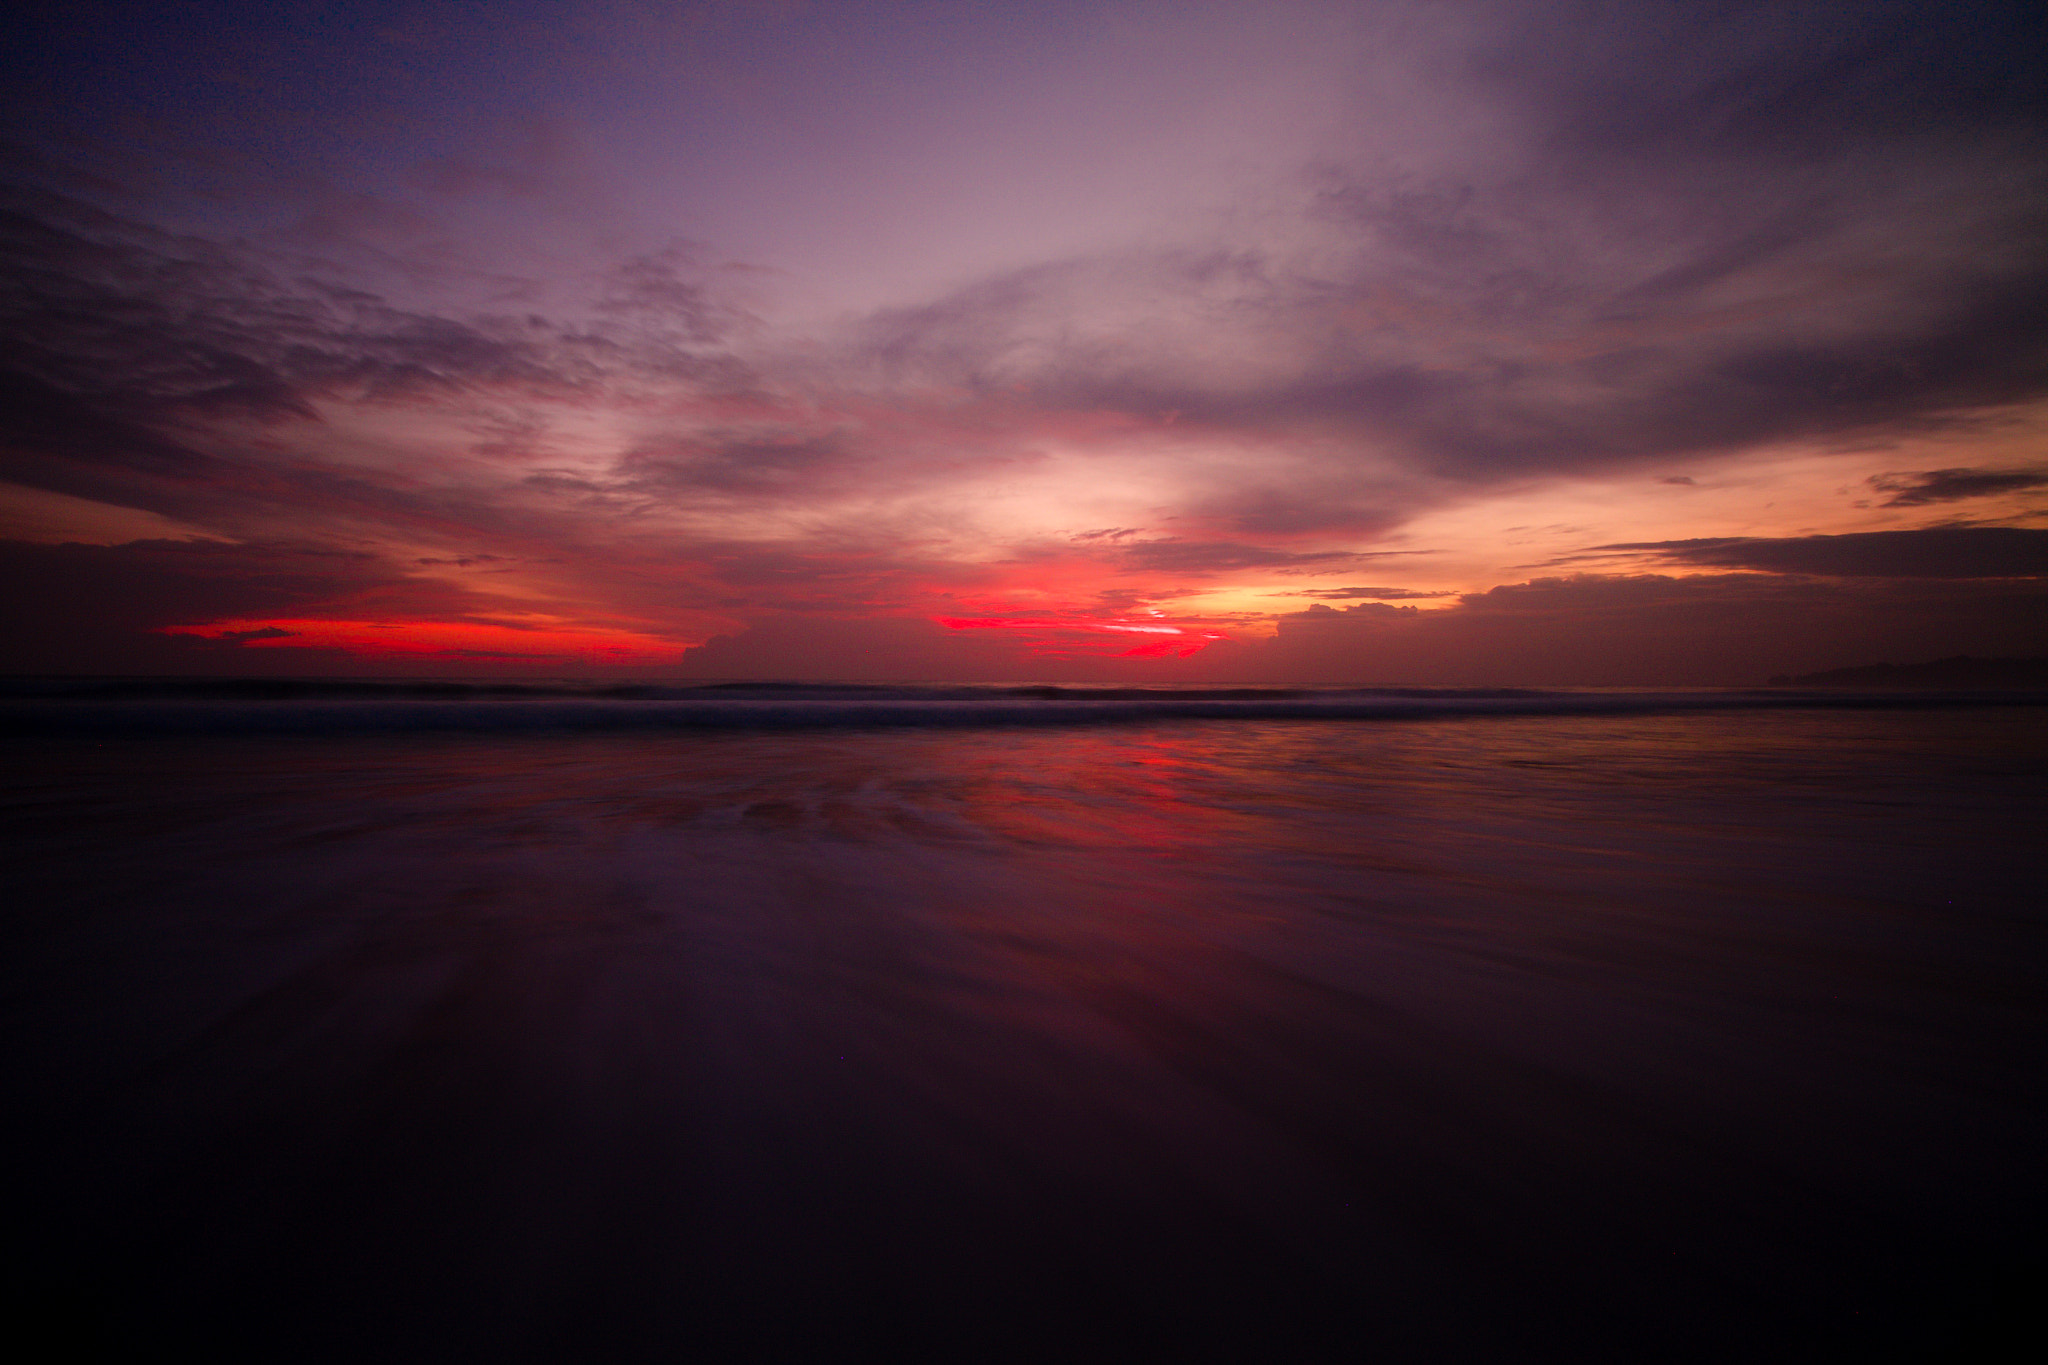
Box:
[3, 0, 2044, 681]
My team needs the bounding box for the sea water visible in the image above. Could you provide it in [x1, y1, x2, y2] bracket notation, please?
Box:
[5, 686, 2043, 1360]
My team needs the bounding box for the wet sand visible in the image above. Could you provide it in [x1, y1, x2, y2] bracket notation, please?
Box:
[6, 707, 2043, 1360]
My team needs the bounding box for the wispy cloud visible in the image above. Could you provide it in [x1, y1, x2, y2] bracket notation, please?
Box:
[1285, 586, 1456, 600]
[1867, 467, 2048, 506]
[1592, 529, 2048, 578]
[4, 1, 2046, 676]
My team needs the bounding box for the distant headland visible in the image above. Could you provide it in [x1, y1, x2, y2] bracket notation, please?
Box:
[1768, 656, 2048, 687]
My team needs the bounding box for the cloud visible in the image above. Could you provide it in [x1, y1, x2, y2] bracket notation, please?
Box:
[854, 187, 2048, 494]
[0, 535, 656, 673]
[0, 195, 532, 417]
[938, 614, 1228, 659]
[0, 181, 751, 424]
[842, 0, 2048, 502]
[1245, 570, 2048, 685]
[0, 536, 397, 671]
[620, 429, 858, 497]
[1867, 467, 2048, 506]
[1116, 540, 1363, 575]
[1594, 528, 2048, 578]
[5, 2, 2047, 681]
[595, 244, 736, 344]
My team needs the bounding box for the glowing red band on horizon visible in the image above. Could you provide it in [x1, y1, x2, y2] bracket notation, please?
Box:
[937, 615, 1224, 637]
[936, 615, 1228, 657]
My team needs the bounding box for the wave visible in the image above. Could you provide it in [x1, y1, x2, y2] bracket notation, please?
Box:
[3, 679, 2043, 734]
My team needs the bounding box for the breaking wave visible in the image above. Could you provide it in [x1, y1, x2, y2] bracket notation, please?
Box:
[3, 677, 2042, 734]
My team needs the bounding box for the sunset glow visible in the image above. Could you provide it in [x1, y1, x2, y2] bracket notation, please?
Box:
[6, 10, 2044, 1363]
[2, 0, 2042, 682]
[939, 615, 1230, 658]
[161, 617, 691, 664]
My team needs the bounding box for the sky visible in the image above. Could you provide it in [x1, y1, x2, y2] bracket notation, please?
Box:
[2, 0, 2044, 683]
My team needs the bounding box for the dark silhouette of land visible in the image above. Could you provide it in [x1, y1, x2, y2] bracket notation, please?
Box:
[1769, 655, 2048, 687]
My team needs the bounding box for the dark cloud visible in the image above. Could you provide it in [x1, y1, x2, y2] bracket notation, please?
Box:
[1597, 528, 2048, 578]
[1248, 570, 2048, 685]
[5, 3, 2046, 681]
[0, 182, 750, 431]
[1196, 483, 1411, 537]
[852, 1, 2048, 489]
[0, 189, 545, 414]
[1290, 601, 1420, 621]
[0, 177, 779, 591]
[0, 364, 573, 550]
[0, 368, 219, 487]
[596, 245, 738, 346]
[0, 536, 432, 672]
[1496, 0, 2048, 158]
[620, 430, 856, 497]
[1867, 467, 2048, 506]
[1268, 551, 1435, 576]
[1089, 585, 1202, 613]
[1116, 540, 1362, 575]
[674, 568, 2048, 688]
[1453, 573, 1797, 613]
[862, 208, 2048, 489]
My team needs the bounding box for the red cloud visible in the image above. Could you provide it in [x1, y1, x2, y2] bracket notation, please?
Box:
[936, 615, 1227, 658]
[161, 617, 690, 664]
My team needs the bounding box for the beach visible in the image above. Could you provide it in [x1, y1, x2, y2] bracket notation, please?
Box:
[6, 695, 2043, 1360]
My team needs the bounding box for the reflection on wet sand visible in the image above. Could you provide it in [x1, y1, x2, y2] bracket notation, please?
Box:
[6, 709, 2043, 1360]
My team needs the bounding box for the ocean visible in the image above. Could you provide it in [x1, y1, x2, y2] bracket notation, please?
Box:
[5, 682, 2044, 1361]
